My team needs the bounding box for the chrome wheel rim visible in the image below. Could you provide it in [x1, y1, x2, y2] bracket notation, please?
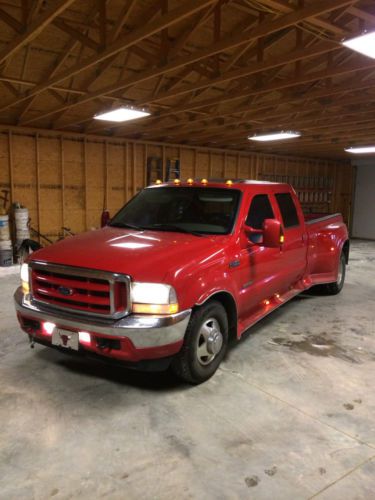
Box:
[337, 257, 344, 285]
[196, 317, 223, 366]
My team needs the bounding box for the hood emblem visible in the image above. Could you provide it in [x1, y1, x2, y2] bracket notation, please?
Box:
[58, 286, 74, 296]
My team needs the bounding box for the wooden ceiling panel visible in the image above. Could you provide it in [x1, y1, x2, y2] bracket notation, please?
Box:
[0, 0, 373, 158]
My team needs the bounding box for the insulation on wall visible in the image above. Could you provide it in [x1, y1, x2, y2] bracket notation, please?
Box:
[0, 129, 353, 242]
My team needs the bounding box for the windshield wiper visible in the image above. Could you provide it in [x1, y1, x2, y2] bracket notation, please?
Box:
[143, 223, 204, 237]
[109, 222, 144, 230]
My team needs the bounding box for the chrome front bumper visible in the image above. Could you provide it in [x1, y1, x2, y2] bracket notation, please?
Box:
[14, 288, 191, 349]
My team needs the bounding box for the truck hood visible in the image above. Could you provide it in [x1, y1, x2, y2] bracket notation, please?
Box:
[30, 227, 227, 282]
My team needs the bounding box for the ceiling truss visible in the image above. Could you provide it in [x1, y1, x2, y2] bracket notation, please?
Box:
[0, 0, 373, 158]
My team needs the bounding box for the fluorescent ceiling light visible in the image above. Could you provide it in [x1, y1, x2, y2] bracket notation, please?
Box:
[345, 146, 375, 154]
[248, 131, 301, 142]
[342, 31, 375, 59]
[94, 107, 150, 122]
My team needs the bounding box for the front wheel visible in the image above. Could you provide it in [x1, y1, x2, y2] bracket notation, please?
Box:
[323, 252, 346, 295]
[171, 301, 228, 384]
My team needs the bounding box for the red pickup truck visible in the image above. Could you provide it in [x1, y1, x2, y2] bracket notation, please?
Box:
[15, 180, 349, 384]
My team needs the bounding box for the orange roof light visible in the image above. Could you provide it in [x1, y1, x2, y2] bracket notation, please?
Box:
[226, 179, 233, 186]
[201, 178, 208, 185]
[155, 179, 162, 185]
[173, 178, 181, 185]
[187, 178, 194, 185]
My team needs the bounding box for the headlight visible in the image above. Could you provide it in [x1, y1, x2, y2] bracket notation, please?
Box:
[20, 263, 30, 294]
[131, 282, 179, 315]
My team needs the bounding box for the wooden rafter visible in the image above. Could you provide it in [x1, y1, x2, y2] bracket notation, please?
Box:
[0, 0, 77, 67]
[18, 0, 356, 126]
[0, 0, 216, 115]
[0, 0, 372, 158]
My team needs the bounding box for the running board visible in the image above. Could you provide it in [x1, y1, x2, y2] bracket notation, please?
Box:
[238, 278, 312, 338]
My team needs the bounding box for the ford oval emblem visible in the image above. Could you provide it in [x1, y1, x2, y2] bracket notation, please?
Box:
[58, 286, 73, 296]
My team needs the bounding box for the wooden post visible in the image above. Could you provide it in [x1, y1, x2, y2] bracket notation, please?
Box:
[144, 144, 148, 186]
[132, 142, 136, 196]
[60, 136, 65, 231]
[35, 133, 41, 240]
[104, 140, 109, 209]
[193, 149, 197, 178]
[8, 131, 14, 205]
[162, 145, 166, 181]
[83, 138, 88, 230]
[124, 141, 128, 202]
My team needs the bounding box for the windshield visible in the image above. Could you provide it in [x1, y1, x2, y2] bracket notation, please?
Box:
[110, 187, 241, 235]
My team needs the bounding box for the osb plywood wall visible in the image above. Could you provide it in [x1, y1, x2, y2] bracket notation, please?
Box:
[0, 129, 354, 241]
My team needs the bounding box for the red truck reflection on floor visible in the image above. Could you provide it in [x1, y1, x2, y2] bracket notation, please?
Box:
[15, 180, 349, 384]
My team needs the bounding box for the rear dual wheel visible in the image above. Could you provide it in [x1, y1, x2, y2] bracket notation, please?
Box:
[323, 252, 346, 295]
[171, 301, 228, 384]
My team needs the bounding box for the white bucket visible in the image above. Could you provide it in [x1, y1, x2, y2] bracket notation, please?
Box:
[16, 229, 30, 239]
[0, 214, 10, 241]
[0, 249, 13, 266]
[0, 239, 12, 250]
[14, 208, 29, 232]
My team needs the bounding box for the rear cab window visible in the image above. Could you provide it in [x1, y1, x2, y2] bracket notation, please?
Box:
[275, 193, 300, 228]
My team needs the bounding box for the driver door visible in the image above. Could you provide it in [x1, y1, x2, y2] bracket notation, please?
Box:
[235, 194, 283, 323]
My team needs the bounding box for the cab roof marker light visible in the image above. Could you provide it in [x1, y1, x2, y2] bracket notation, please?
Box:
[342, 31, 375, 59]
[155, 179, 162, 184]
[187, 178, 194, 185]
[201, 178, 208, 185]
[226, 179, 233, 186]
[173, 178, 181, 185]
[345, 146, 375, 154]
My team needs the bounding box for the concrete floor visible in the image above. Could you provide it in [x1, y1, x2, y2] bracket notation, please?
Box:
[0, 240, 374, 500]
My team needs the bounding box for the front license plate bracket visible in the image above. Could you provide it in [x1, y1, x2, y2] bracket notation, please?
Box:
[52, 328, 79, 351]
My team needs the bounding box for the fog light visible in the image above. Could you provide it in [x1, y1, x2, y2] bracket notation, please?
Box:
[79, 331, 91, 344]
[43, 322, 56, 335]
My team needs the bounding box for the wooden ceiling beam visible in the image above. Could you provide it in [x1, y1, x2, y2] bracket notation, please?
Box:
[190, 108, 375, 146]
[0, 0, 77, 67]
[13, 0, 354, 125]
[110, 56, 375, 137]
[150, 91, 375, 142]
[0, 8, 23, 32]
[256, 0, 347, 35]
[347, 6, 375, 25]
[0, 0, 216, 115]
[27, 0, 45, 24]
[137, 40, 340, 106]
[17, 3, 107, 123]
[220, 124, 375, 151]
[52, 18, 100, 51]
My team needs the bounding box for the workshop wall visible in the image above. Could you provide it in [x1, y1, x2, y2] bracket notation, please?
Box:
[0, 128, 354, 242]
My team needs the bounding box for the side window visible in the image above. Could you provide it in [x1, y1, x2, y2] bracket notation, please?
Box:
[275, 193, 299, 228]
[246, 194, 274, 229]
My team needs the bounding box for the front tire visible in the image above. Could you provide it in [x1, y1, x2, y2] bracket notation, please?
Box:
[171, 301, 228, 384]
[323, 252, 346, 295]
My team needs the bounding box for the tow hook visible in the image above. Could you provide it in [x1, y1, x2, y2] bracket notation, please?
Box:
[28, 333, 36, 349]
